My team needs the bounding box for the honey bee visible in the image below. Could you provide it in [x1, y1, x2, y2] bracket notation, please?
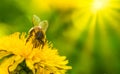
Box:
[26, 15, 48, 48]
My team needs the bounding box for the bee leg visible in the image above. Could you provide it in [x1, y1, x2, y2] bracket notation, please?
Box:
[25, 35, 33, 46]
[44, 39, 47, 44]
[39, 40, 44, 49]
[26, 35, 31, 43]
[26, 29, 35, 43]
[41, 39, 47, 49]
[32, 40, 39, 48]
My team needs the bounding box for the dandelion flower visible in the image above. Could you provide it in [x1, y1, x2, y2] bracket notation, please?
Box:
[0, 15, 72, 74]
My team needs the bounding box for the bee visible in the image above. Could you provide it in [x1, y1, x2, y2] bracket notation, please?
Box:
[26, 15, 48, 48]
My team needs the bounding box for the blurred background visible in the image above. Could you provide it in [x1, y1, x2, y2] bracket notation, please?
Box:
[0, 0, 120, 74]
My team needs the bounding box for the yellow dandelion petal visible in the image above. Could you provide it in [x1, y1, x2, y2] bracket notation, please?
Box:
[0, 27, 71, 74]
[0, 56, 16, 74]
[27, 42, 72, 74]
[0, 15, 72, 73]
[26, 59, 35, 74]
[8, 55, 24, 72]
[0, 32, 25, 54]
[0, 50, 12, 60]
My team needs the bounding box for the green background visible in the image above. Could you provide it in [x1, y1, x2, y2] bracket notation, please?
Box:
[0, 0, 120, 74]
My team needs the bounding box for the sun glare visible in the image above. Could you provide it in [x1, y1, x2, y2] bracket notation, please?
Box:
[91, 0, 108, 13]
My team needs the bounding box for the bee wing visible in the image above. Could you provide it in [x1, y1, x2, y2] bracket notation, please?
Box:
[39, 20, 48, 32]
[32, 15, 41, 26]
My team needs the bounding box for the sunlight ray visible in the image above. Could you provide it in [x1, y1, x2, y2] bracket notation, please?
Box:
[97, 11, 118, 73]
[107, 8, 120, 20]
[77, 13, 97, 74]
[65, 10, 92, 42]
[72, 8, 92, 21]
[84, 13, 97, 51]
[101, 9, 120, 37]
[98, 11, 110, 51]
[68, 10, 95, 74]
[98, 11, 112, 72]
